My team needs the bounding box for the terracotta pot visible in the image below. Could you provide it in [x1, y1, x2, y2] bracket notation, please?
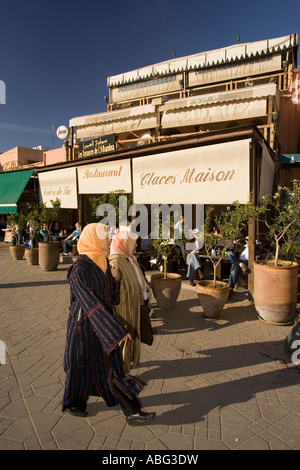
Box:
[151, 273, 181, 308]
[9, 245, 25, 260]
[196, 280, 230, 319]
[254, 260, 298, 324]
[25, 248, 39, 266]
[38, 241, 60, 271]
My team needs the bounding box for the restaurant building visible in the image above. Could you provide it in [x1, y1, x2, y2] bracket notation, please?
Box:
[35, 33, 299, 215]
[1, 34, 299, 289]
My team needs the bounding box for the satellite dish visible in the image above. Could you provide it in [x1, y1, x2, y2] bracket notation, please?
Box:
[56, 125, 69, 140]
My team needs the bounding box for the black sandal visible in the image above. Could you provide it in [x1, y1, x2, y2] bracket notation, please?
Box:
[64, 406, 87, 418]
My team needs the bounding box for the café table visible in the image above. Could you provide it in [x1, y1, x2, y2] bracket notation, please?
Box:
[198, 254, 230, 281]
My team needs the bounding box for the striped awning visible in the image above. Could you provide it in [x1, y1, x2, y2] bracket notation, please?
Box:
[0, 169, 34, 213]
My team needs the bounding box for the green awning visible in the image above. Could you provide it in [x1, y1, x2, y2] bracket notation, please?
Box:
[0, 169, 34, 213]
[279, 154, 300, 164]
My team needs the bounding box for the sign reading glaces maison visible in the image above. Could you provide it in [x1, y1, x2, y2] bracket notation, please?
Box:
[132, 139, 252, 205]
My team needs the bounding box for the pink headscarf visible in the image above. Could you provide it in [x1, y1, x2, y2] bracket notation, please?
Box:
[110, 231, 137, 257]
[110, 231, 150, 301]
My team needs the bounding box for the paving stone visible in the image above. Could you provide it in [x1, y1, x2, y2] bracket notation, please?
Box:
[0, 437, 24, 450]
[159, 432, 194, 450]
[221, 423, 256, 449]
[0, 242, 300, 450]
[30, 411, 62, 435]
[56, 427, 94, 450]
[1, 415, 36, 442]
[235, 435, 270, 450]
[92, 414, 126, 438]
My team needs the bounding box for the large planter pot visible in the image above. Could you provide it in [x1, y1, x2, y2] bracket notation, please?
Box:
[9, 245, 25, 260]
[25, 248, 39, 266]
[254, 260, 298, 325]
[196, 280, 230, 319]
[151, 273, 181, 308]
[38, 241, 60, 271]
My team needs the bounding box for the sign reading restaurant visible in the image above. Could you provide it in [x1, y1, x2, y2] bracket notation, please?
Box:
[77, 159, 131, 194]
[78, 134, 116, 158]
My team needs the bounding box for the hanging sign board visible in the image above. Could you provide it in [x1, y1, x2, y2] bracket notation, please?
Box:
[56, 125, 69, 140]
[78, 134, 116, 159]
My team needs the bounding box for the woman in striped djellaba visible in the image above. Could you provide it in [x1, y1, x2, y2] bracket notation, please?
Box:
[62, 223, 155, 426]
[109, 231, 151, 376]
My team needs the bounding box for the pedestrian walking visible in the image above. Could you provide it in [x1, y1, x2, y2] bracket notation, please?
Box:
[62, 223, 155, 425]
[109, 230, 151, 374]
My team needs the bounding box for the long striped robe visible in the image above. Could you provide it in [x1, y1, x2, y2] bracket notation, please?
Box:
[62, 254, 143, 412]
[108, 254, 142, 374]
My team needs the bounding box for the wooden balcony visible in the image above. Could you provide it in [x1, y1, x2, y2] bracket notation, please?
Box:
[107, 72, 287, 112]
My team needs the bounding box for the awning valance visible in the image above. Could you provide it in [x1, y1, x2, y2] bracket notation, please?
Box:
[161, 99, 268, 128]
[0, 169, 34, 213]
[70, 104, 156, 128]
[107, 34, 297, 86]
[162, 83, 277, 111]
[70, 104, 157, 140]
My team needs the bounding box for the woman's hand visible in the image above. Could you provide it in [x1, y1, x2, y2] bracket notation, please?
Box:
[111, 266, 120, 281]
[120, 333, 132, 344]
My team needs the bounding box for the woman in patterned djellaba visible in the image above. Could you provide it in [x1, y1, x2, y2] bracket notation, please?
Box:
[62, 223, 155, 425]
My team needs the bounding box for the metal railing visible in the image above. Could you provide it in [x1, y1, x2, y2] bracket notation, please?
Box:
[117, 123, 275, 149]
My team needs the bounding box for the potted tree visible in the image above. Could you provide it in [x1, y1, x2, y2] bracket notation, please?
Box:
[150, 213, 182, 309]
[7, 212, 27, 260]
[196, 201, 257, 319]
[24, 206, 41, 266]
[38, 198, 62, 271]
[254, 180, 300, 325]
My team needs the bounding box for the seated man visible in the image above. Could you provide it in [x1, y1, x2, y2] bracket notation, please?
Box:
[225, 236, 250, 294]
[62, 223, 81, 255]
[186, 228, 204, 286]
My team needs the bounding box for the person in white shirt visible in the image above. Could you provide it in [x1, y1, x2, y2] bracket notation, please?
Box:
[225, 237, 250, 292]
[186, 228, 204, 286]
[62, 223, 81, 255]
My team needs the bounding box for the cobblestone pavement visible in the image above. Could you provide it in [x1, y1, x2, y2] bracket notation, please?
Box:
[1, 241, 300, 451]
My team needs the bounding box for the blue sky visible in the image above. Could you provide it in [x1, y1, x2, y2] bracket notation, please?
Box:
[0, 0, 299, 153]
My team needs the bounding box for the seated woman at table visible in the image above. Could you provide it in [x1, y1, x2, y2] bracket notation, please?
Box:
[51, 221, 61, 241]
[186, 228, 204, 286]
[39, 223, 51, 242]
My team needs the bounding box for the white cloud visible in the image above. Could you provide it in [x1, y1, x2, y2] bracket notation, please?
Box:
[0, 122, 51, 134]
